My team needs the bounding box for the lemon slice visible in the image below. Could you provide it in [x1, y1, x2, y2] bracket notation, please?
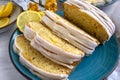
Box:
[0, 5, 5, 12]
[0, 2, 13, 18]
[0, 18, 10, 28]
[17, 10, 41, 32]
[0, 5, 5, 17]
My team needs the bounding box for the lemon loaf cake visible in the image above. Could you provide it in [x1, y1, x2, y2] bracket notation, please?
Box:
[13, 35, 72, 80]
[41, 10, 99, 54]
[24, 21, 84, 68]
[63, 0, 115, 43]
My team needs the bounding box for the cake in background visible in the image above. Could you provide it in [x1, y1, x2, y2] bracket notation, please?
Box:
[63, 0, 115, 43]
[85, 0, 112, 6]
[60, 0, 113, 6]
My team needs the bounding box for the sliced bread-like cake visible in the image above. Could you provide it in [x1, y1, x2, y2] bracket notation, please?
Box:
[63, 0, 115, 43]
[24, 21, 84, 68]
[13, 35, 72, 80]
[41, 10, 99, 54]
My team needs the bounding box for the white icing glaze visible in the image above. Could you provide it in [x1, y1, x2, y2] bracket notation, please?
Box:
[19, 52, 68, 80]
[29, 69, 52, 80]
[13, 42, 21, 54]
[14, 35, 69, 80]
[45, 10, 99, 47]
[32, 40, 74, 69]
[35, 33, 82, 59]
[23, 24, 36, 41]
[31, 38, 78, 69]
[31, 38, 80, 63]
[65, 0, 115, 40]
[24, 24, 83, 59]
[41, 11, 99, 54]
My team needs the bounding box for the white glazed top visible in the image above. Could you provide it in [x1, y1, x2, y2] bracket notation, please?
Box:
[65, 0, 115, 40]
[41, 10, 99, 54]
[13, 35, 69, 80]
[31, 36, 78, 69]
[24, 25, 84, 59]
[23, 24, 83, 68]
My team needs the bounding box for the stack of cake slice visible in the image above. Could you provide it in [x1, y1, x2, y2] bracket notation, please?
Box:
[13, 0, 115, 80]
[14, 35, 72, 80]
[24, 21, 85, 69]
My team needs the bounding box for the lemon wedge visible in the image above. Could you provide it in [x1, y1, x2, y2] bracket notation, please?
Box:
[0, 2, 13, 18]
[0, 18, 10, 28]
[17, 10, 41, 32]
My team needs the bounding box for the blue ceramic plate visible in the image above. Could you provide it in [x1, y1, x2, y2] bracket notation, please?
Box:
[60, 0, 117, 8]
[9, 29, 119, 80]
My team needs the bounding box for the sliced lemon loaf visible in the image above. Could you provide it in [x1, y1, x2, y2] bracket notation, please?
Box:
[13, 35, 72, 80]
[41, 10, 99, 54]
[63, 0, 115, 43]
[24, 21, 84, 68]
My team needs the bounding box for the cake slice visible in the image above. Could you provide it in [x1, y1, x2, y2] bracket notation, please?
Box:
[24, 21, 84, 68]
[13, 34, 73, 80]
[63, 0, 115, 43]
[41, 10, 99, 54]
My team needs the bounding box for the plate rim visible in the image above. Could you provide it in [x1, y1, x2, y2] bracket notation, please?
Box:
[9, 28, 120, 80]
